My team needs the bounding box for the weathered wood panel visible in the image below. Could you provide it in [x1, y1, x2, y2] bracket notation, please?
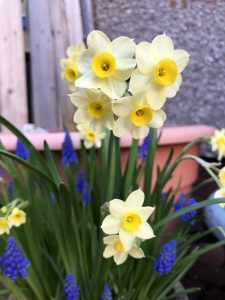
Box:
[28, 0, 83, 130]
[0, 0, 28, 130]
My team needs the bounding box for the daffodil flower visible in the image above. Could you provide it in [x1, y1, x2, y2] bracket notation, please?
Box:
[75, 30, 136, 99]
[103, 235, 145, 265]
[112, 93, 166, 139]
[0, 218, 10, 235]
[214, 188, 225, 208]
[101, 189, 155, 250]
[219, 167, 225, 187]
[129, 33, 189, 110]
[77, 123, 106, 149]
[70, 89, 114, 131]
[210, 129, 225, 160]
[8, 208, 26, 228]
[60, 42, 86, 91]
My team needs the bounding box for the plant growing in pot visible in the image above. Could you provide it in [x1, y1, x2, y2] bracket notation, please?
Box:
[0, 31, 224, 300]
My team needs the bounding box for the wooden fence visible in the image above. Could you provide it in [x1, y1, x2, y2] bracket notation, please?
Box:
[0, 0, 92, 131]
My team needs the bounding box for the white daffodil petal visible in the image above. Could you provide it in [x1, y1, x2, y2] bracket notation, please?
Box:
[101, 215, 121, 234]
[103, 245, 117, 258]
[129, 246, 145, 259]
[173, 49, 190, 72]
[112, 97, 133, 116]
[152, 34, 174, 57]
[103, 112, 114, 130]
[100, 77, 126, 99]
[119, 229, 135, 251]
[114, 252, 128, 265]
[130, 125, 149, 139]
[136, 222, 155, 240]
[75, 71, 100, 89]
[165, 74, 182, 98]
[114, 59, 136, 81]
[60, 59, 67, 69]
[87, 30, 111, 54]
[95, 140, 102, 148]
[149, 110, 166, 128]
[103, 235, 120, 245]
[113, 117, 132, 138]
[109, 199, 127, 219]
[69, 93, 89, 107]
[146, 83, 167, 110]
[73, 109, 89, 124]
[138, 207, 155, 221]
[77, 50, 93, 74]
[112, 36, 136, 59]
[129, 69, 151, 94]
[136, 42, 157, 74]
[126, 189, 145, 211]
[84, 140, 93, 149]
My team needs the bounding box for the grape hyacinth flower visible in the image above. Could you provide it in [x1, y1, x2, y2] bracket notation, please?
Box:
[8, 179, 14, 199]
[0, 237, 30, 282]
[81, 181, 93, 203]
[15, 140, 29, 160]
[181, 198, 197, 225]
[76, 169, 85, 193]
[137, 130, 151, 160]
[61, 132, 78, 167]
[154, 240, 177, 275]
[174, 193, 186, 211]
[100, 283, 113, 300]
[64, 274, 80, 300]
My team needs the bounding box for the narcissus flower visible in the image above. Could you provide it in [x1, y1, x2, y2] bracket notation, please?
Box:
[103, 235, 145, 265]
[214, 188, 225, 208]
[70, 89, 114, 131]
[219, 167, 225, 187]
[8, 208, 26, 228]
[60, 42, 86, 91]
[129, 34, 189, 109]
[101, 189, 155, 250]
[0, 218, 10, 235]
[75, 30, 136, 99]
[77, 123, 106, 149]
[210, 129, 225, 160]
[112, 93, 166, 139]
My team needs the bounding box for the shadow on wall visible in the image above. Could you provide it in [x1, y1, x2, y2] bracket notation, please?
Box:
[93, 0, 225, 128]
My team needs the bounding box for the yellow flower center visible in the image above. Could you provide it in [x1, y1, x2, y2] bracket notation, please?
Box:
[12, 213, 22, 221]
[217, 137, 225, 147]
[0, 219, 7, 228]
[64, 66, 78, 82]
[85, 131, 95, 141]
[130, 105, 153, 126]
[91, 52, 116, 78]
[222, 193, 225, 198]
[153, 58, 178, 86]
[87, 100, 105, 119]
[115, 241, 124, 252]
[122, 212, 141, 232]
[219, 172, 225, 182]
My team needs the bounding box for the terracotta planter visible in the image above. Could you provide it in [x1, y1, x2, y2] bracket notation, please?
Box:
[0, 125, 214, 194]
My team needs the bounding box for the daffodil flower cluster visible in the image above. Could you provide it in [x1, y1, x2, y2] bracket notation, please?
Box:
[101, 189, 155, 265]
[210, 128, 225, 161]
[63, 30, 189, 146]
[0, 201, 26, 235]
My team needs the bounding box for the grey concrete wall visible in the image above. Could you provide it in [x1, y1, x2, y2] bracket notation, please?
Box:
[93, 0, 225, 129]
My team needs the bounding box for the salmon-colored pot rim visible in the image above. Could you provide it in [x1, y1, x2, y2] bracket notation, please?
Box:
[0, 125, 215, 152]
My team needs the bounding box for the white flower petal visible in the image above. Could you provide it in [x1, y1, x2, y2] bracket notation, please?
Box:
[101, 215, 121, 234]
[95, 139, 102, 148]
[131, 125, 149, 139]
[103, 112, 114, 130]
[77, 50, 92, 74]
[136, 42, 157, 74]
[152, 34, 174, 57]
[136, 222, 155, 240]
[84, 140, 93, 149]
[145, 83, 167, 110]
[112, 36, 136, 58]
[103, 245, 117, 258]
[60, 59, 67, 69]
[73, 109, 89, 124]
[119, 228, 135, 251]
[149, 110, 166, 128]
[114, 59, 136, 81]
[75, 71, 100, 89]
[109, 199, 126, 219]
[112, 97, 133, 116]
[172, 49, 189, 72]
[138, 207, 155, 221]
[165, 74, 182, 98]
[103, 235, 120, 245]
[69, 92, 89, 107]
[114, 252, 128, 265]
[129, 69, 151, 94]
[113, 117, 132, 138]
[129, 246, 145, 259]
[100, 77, 126, 99]
[87, 30, 111, 54]
[126, 189, 145, 210]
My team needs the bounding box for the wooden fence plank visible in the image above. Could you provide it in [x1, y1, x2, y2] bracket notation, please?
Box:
[0, 0, 28, 130]
[28, 0, 83, 131]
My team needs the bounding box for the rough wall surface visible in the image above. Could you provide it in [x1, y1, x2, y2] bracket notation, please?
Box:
[93, 0, 225, 129]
